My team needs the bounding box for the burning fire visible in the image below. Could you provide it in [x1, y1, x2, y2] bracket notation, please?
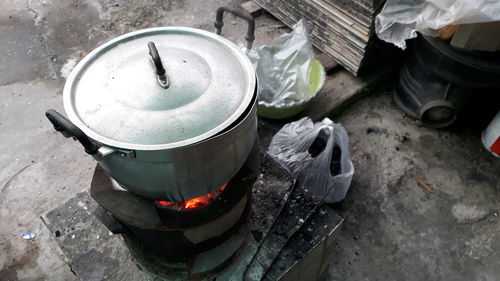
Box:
[156, 183, 227, 210]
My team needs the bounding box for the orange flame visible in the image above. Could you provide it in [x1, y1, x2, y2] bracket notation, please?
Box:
[156, 183, 227, 210]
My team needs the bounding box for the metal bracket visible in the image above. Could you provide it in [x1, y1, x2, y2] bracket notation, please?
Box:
[96, 146, 136, 160]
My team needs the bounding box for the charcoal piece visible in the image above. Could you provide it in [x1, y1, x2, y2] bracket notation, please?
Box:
[330, 145, 342, 176]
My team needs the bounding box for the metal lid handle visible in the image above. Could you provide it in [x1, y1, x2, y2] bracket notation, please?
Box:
[148, 42, 170, 89]
[214, 6, 255, 52]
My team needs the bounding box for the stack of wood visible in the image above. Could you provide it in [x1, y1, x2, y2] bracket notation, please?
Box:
[252, 0, 386, 75]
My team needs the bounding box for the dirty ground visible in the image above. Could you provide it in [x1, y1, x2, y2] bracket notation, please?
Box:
[0, 0, 499, 281]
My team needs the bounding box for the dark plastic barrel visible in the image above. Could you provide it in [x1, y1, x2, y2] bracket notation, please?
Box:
[394, 34, 500, 128]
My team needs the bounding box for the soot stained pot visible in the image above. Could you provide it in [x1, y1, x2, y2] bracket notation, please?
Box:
[46, 7, 258, 201]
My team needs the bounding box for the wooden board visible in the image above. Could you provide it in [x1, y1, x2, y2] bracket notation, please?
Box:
[254, 0, 384, 75]
[239, 1, 264, 16]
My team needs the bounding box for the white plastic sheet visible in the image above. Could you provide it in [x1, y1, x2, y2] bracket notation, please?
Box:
[267, 117, 354, 203]
[248, 19, 314, 106]
[376, 0, 500, 49]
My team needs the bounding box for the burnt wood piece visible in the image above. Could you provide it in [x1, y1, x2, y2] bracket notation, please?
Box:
[263, 204, 342, 281]
[254, 0, 385, 75]
[239, 1, 264, 16]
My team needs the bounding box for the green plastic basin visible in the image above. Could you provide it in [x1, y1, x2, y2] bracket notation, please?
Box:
[257, 59, 326, 119]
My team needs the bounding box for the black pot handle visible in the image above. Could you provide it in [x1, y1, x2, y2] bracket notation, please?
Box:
[46, 109, 99, 155]
[214, 6, 255, 51]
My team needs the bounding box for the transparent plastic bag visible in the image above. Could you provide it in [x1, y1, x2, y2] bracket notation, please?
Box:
[248, 19, 314, 106]
[376, 0, 500, 49]
[267, 117, 354, 203]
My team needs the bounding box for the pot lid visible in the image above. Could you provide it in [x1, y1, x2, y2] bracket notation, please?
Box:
[63, 27, 255, 150]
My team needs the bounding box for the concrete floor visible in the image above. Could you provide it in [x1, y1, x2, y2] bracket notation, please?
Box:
[330, 93, 499, 281]
[0, 0, 498, 281]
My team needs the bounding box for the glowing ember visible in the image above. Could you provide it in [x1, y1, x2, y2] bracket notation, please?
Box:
[156, 183, 227, 210]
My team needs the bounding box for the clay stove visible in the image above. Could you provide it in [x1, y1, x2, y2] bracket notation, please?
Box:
[90, 140, 260, 278]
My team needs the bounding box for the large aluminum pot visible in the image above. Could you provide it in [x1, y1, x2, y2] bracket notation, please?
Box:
[46, 7, 258, 201]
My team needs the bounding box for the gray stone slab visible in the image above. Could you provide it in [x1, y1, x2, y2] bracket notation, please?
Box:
[41, 192, 156, 281]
